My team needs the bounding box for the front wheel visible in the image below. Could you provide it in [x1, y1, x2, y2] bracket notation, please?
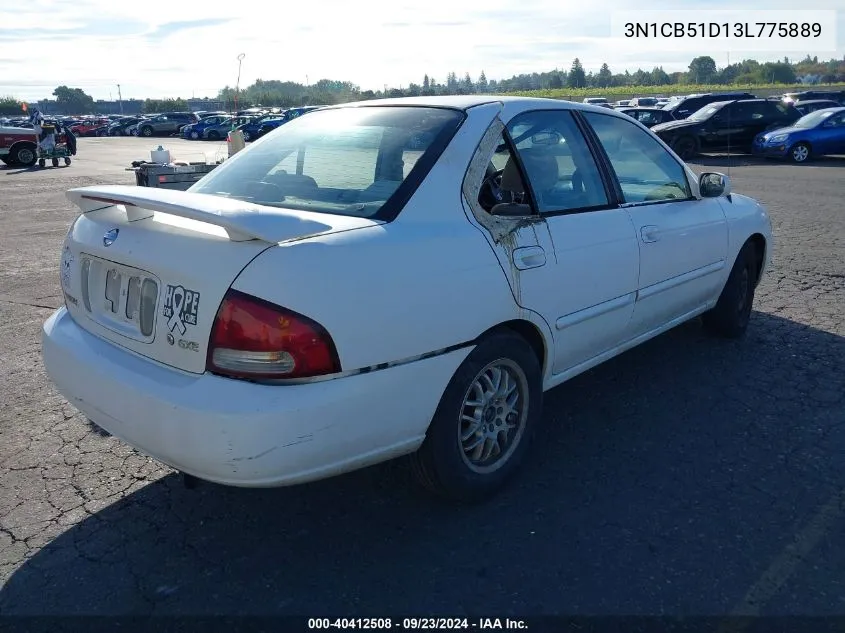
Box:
[788, 142, 811, 163]
[207, 131, 220, 140]
[11, 144, 37, 166]
[242, 131, 251, 141]
[410, 330, 543, 502]
[52, 158, 59, 167]
[140, 126, 153, 137]
[702, 241, 758, 338]
[64, 157, 71, 166]
[190, 130, 199, 139]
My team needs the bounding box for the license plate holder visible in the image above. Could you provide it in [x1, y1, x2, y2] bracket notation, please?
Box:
[79, 255, 161, 342]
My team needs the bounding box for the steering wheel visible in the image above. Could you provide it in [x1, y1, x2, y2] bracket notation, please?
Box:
[479, 168, 506, 210]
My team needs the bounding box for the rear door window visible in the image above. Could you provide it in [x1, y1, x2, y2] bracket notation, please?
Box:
[505, 110, 610, 214]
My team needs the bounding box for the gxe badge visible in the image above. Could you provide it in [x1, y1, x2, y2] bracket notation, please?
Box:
[103, 228, 119, 247]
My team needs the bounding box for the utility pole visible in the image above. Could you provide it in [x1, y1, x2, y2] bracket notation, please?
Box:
[235, 53, 245, 114]
[117, 84, 123, 114]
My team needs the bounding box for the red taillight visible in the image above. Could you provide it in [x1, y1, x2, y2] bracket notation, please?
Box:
[206, 290, 340, 380]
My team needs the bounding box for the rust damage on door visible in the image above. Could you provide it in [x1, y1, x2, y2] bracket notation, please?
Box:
[460, 116, 546, 303]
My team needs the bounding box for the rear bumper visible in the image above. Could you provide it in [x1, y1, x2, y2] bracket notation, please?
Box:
[42, 308, 470, 487]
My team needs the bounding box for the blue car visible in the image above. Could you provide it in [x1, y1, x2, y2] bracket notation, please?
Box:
[181, 115, 232, 140]
[235, 114, 277, 142]
[252, 106, 324, 141]
[753, 107, 845, 163]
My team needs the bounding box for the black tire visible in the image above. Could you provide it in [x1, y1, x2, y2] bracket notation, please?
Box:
[671, 135, 698, 160]
[788, 142, 811, 163]
[702, 241, 758, 338]
[38, 159, 45, 168]
[64, 157, 71, 166]
[409, 330, 543, 502]
[52, 158, 59, 167]
[140, 126, 153, 137]
[242, 131, 251, 142]
[11, 144, 37, 167]
[207, 130, 220, 140]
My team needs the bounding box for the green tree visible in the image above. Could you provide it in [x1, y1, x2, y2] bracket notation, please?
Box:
[760, 62, 796, 84]
[549, 72, 563, 89]
[687, 56, 717, 83]
[0, 96, 24, 116]
[650, 66, 670, 85]
[52, 86, 95, 114]
[477, 71, 488, 92]
[568, 58, 586, 88]
[142, 98, 188, 113]
[597, 63, 612, 87]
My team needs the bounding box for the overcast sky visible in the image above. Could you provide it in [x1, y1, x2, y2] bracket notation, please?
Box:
[1, 0, 842, 101]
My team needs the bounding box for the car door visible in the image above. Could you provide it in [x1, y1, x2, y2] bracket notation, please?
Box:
[581, 111, 729, 338]
[814, 111, 845, 154]
[466, 110, 641, 375]
[698, 102, 747, 151]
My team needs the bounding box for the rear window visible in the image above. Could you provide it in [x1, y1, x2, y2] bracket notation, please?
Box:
[191, 106, 464, 219]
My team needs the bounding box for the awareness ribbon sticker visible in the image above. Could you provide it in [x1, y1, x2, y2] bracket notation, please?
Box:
[167, 286, 187, 335]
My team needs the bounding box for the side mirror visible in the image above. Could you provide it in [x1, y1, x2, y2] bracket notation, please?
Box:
[699, 172, 731, 198]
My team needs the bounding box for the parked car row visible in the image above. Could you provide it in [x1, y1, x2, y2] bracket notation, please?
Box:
[579, 89, 845, 162]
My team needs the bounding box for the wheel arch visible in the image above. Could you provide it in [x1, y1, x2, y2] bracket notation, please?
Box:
[10, 140, 36, 153]
[747, 233, 767, 286]
[478, 318, 550, 379]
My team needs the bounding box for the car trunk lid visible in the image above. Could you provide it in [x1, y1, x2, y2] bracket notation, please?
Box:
[61, 185, 379, 373]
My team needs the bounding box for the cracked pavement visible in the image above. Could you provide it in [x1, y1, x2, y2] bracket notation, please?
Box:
[0, 139, 843, 619]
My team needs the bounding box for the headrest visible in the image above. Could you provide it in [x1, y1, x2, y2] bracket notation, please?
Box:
[500, 156, 526, 194]
[520, 151, 559, 191]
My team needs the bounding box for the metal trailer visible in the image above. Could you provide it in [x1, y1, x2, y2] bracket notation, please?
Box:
[127, 161, 220, 191]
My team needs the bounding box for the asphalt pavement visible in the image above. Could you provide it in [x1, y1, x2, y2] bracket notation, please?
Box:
[0, 137, 843, 625]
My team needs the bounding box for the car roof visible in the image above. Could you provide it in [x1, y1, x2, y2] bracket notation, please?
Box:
[318, 94, 626, 115]
[797, 99, 840, 105]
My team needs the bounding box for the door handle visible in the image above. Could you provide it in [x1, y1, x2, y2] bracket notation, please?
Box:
[640, 225, 660, 243]
[512, 246, 546, 270]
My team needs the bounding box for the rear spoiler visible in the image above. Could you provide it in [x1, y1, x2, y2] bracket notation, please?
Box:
[66, 184, 333, 243]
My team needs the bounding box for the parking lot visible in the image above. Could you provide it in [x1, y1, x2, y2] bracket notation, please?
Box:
[0, 136, 843, 620]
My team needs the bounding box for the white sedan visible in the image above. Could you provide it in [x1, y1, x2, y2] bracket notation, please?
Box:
[42, 96, 772, 502]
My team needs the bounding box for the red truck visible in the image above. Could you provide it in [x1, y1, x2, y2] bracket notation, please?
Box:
[0, 126, 38, 167]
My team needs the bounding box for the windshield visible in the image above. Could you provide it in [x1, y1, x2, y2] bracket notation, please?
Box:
[191, 106, 464, 219]
[793, 109, 837, 128]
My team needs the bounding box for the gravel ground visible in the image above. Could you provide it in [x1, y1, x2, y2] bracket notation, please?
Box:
[0, 137, 843, 624]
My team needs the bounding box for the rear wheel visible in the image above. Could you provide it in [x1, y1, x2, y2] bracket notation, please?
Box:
[789, 142, 811, 163]
[702, 241, 758, 338]
[140, 126, 153, 137]
[38, 159, 45, 168]
[410, 330, 543, 502]
[52, 158, 59, 167]
[242, 131, 251, 142]
[64, 157, 71, 166]
[190, 130, 199, 139]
